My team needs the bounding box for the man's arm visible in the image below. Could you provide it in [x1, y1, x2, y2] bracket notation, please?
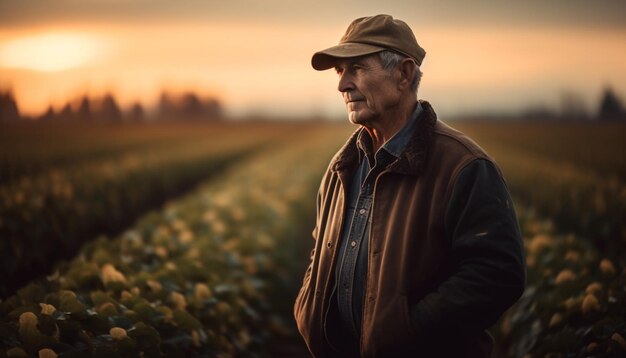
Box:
[409, 159, 526, 339]
[294, 181, 323, 320]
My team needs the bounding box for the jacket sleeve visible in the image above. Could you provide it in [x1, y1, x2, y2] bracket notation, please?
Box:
[294, 179, 323, 320]
[408, 159, 526, 339]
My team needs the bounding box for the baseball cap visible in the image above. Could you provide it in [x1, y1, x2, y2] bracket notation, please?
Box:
[311, 14, 426, 71]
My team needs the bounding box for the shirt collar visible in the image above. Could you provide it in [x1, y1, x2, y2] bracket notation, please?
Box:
[356, 101, 423, 162]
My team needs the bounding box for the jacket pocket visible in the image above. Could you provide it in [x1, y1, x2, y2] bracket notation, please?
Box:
[397, 294, 419, 349]
[399, 294, 417, 339]
[368, 294, 417, 356]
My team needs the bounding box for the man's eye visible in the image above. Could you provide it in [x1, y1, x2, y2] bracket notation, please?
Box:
[349, 65, 366, 74]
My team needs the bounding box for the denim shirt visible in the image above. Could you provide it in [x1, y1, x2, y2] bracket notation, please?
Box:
[334, 102, 423, 342]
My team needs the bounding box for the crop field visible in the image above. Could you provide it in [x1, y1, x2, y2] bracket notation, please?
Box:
[0, 119, 624, 357]
[0, 121, 317, 296]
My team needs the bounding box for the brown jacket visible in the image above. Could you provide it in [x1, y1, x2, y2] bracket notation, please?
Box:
[294, 101, 525, 357]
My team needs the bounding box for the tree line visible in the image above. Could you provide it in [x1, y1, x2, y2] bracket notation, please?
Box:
[0, 91, 223, 123]
[1, 86, 624, 123]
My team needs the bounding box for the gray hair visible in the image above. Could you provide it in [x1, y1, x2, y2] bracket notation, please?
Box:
[378, 50, 422, 93]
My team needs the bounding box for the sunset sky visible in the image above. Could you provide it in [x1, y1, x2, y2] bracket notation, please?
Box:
[1, 0, 625, 119]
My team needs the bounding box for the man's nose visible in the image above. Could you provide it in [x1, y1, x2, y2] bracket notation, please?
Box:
[337, 72, 354, 93]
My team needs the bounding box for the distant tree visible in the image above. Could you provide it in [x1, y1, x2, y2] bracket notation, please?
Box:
[100, 93, 122, 121]
[157, 91, 223, 120]
[129, 102, 145, 122]
[158, 92, 175, 120]
[38, 106, 56, 122]
[78, 96, 92, 121]
[59, 103, 75, 121]
[181, 92, 203, 118]
[598, 86, 624, 121]
[0, 90, 20, 122]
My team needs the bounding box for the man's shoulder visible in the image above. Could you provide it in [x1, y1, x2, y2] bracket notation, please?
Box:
[431, 120, 492, 161]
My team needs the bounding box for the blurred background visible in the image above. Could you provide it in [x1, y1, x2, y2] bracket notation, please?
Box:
[1, 0, 625, 120]
[0, 1, 625, 357]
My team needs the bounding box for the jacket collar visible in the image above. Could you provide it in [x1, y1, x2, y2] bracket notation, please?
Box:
[331, 99, 437, 176]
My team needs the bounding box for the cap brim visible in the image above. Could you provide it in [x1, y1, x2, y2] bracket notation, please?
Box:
[311, 42, 386, 70]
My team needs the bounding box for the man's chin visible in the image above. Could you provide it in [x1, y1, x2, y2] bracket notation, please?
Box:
[348, 111, 365, 125]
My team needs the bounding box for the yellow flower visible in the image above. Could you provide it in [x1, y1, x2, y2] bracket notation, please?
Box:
[191, 330, 201, 348]
[564, 250, 580, 262]
[172, 219, 187, 232]
[170, 292, 187, 310]
[241, 257, 257, 275]
[582, 294, 600, 314]
[257, 233, 275, 251]
[179, 230, 194, 244]
[19, 312, 38, 329]
[612, 333, 626, 350]
[154, 246, 168, 259]
[555, 269, 576, 285]
[40, 303, 56, 316]
[187, 248, 200, 259]
[527, 234, 552, 255]
[6, 347, 28, 357]
[212, 220, 226, 235]
[18, 312, 40, 348]
[97, 302, 118, 317]
[599, 259, 616, 275]
[215, 302, 230, 315]
[194, 283, 212, 301]
[563, 296, 582, 311]
[157, 306, 174, 322]
[100, 264, 127, 285]
[147, 280, 163, 292]
[38, 349, 57, 358]
[585, 282, 603, 295]
[120, 290, 133, 300]
[110, 327, 127, 340]
[586, 342, 598, 354]
[549, 313, 563, 327]
[239, 329, 251, 346]
[202, 209, 217, 223]
[230, 206, 246, 221]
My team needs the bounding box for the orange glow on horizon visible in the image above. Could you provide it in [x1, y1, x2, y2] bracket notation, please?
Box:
[0, 32, 107, 72]
[1, 21, 625, 118]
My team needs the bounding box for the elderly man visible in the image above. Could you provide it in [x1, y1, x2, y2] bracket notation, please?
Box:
[293, 15, 526, 357]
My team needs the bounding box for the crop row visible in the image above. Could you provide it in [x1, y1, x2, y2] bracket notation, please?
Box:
[0, 123, 305, 297]
[0, 122, 227, 185]
[493, 206, 626, 357]
[485, 142, 626, 261]
[0, 127, 347, 357]
[456, 121, 626, 182]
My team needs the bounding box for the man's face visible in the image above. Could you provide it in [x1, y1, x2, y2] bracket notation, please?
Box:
[334, 54, 401, 126]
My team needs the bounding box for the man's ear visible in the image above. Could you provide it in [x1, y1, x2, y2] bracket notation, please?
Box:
[397, 58, 416, 91]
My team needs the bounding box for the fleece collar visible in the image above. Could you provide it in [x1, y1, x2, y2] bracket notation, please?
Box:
[331, 99, 437, 176]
